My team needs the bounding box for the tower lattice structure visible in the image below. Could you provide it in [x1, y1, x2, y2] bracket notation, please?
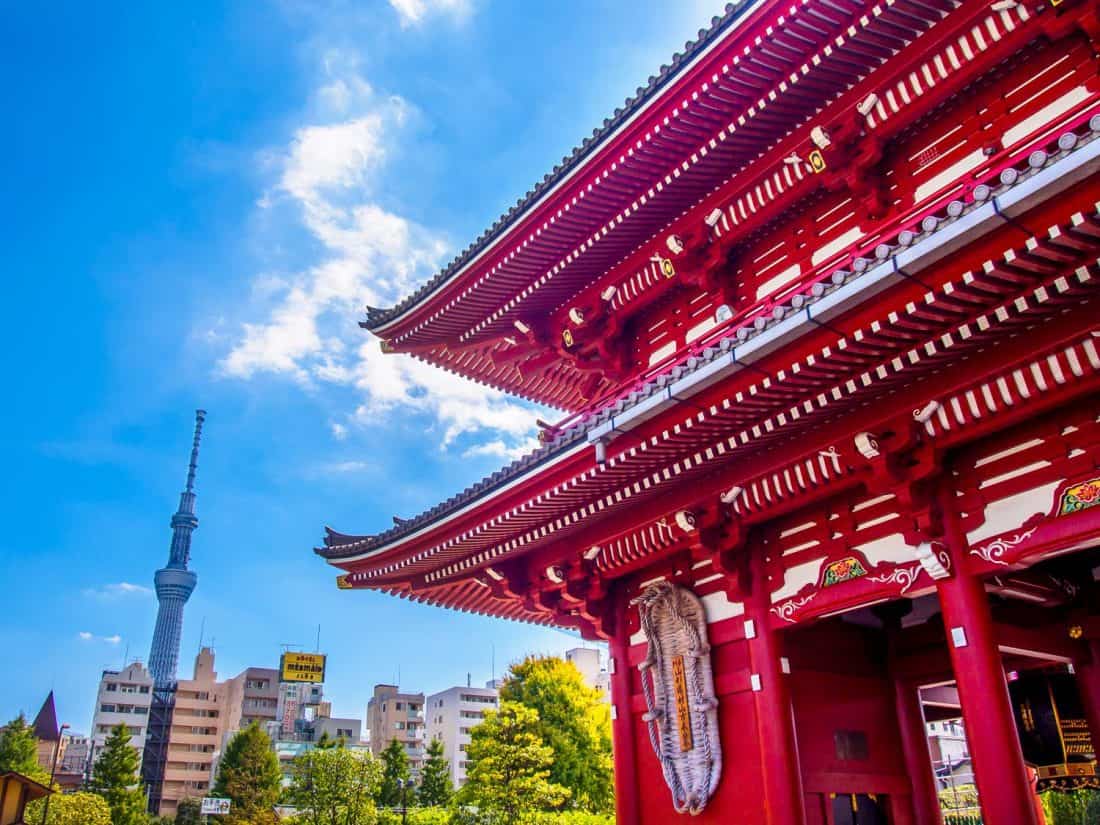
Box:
[148, 410, 205, 688]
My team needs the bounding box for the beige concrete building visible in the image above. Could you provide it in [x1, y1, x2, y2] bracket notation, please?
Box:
[159, 648, 226, 817]
[152, 654, 283, 817]
[367, 685, 425, 772]
[224, 667, 280, 733]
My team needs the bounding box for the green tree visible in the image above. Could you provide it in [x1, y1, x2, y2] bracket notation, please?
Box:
[0, 713, 50, 784]
[376, 738, 413, 809]
[500, 656, 613, 811]
[174, 798, 204, 825]
[416, 738, 451, 807]
[457, 702, 568, 821]
[26, 791, 112, 825]
[212, 722, 282, 825]
[289, 745, 382, 825]
[1042, 789, 1100, 824]
[89, 723, 147, 825]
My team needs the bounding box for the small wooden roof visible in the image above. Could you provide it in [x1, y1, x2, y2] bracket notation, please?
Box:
[0, 771, 53, 802]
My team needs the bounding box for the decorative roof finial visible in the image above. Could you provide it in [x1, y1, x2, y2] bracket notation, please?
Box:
[185, 410, 206, 493]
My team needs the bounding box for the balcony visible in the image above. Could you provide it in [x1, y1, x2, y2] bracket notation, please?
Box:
[163, 764, 213, 783]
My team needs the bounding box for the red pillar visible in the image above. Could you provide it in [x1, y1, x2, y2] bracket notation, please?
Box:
[935, 489, 1039, 825]
[1074, 639, 1100, 764]
[609, 591, 641, 825]
[891, 677, 943, 825]
[747, 547, 806, 825]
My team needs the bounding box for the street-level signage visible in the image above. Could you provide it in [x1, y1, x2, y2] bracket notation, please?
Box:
[201, 798, 231, 815]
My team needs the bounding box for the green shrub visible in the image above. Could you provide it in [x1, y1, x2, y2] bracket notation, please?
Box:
[939, 783, 979, 811]
[377, 808, 451, 825]
[520, 812, 615, 825]
[1041, 789, 1100, 825]
[437, 809, 614, 825]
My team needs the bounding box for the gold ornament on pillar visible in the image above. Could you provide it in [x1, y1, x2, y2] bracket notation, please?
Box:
[632, 582, 722, 815]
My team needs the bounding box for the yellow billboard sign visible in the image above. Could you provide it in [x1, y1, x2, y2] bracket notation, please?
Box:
[280, 652, 326, 683]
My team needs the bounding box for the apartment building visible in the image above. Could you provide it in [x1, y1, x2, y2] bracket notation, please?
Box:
[90, 661, 154, 766]
[367, 685, 425, 772]
[224, 667, 279, 732]
[425, 684, 498, 787]
[158, 648, 226, 817]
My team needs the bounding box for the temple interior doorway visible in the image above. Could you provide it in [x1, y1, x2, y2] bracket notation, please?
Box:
[831, 793, 891, 825]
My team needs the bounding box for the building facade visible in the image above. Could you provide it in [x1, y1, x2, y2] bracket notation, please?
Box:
[565, 647, 610, 697]
[425, 685, 498, 787]
[367, 685, 425, 772]
[223, 667, 280, 733]
[90, 662, 154, 768]
[317, 1, 1100, 822]
[157, 648, 225, 817]
[59, 734, 90, 776]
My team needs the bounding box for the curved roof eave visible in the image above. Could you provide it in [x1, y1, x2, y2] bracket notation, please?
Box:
[362, 0, 761, 335]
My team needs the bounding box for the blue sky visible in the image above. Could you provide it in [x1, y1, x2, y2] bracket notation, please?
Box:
[2, 0, 721, 732]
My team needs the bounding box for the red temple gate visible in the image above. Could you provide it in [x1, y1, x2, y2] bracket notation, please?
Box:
[317, 0, 1100, 821]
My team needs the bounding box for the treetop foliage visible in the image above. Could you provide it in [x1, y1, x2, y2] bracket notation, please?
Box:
[456, 702, 569, 821]
[90, 723, 147, 825]
[174, 797, 204, 825]
[0, 713, 50, 784]
[499, 656, 613, 812]
[417, 737, 452, 808]
[288, 744, 381, 825]
[25, 791, 112, 825]
[213, 722, 282, 825]
[377, 737, 414, 809]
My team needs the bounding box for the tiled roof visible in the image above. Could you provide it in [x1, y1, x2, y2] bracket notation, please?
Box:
[362, 0, 756, 331]
[318, 120, 1100, 560]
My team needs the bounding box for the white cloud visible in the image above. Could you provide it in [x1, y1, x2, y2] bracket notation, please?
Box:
[78, 631, 123, 644]
[388, 0, 471, 27]
[323, 460, 371, 474]
[221, 60, 542, 458]
[83, 582, 153, 600]
[462, 438, 541, 461]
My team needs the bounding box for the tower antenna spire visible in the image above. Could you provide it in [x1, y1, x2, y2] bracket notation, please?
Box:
[185, 410, 206, 493]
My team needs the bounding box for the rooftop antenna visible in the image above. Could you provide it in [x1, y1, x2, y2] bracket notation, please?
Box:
[198, 617, 206, 652]
[491, 643, 496, 684]
[315, 624, 321, 653]
[122, 643, 130, 669]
